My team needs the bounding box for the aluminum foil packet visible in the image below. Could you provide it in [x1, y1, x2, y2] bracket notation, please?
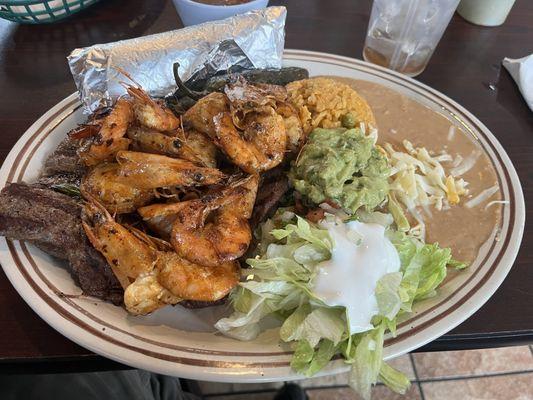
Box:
[67, 6, 286, 113]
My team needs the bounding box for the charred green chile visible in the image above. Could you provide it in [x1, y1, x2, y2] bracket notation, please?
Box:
[165, 64, 309, 113]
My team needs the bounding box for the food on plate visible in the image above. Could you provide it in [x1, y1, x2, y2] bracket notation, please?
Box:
[127, 126, 218, 167]
[384, 140, 470, 238]
[170, 66, 309, 110]
[213, 111, 286, 173]
[82, 197, 242, 315]
[0, 68, 504, 399]
[183, 92, 230, 136]
[169, 175, 259, 266]
[126, 83, 181, 132]
[155, 252, 239, 303]
[194, 67, 309, 92]
[75, 98, 134, 167]
[0, 183, 123, 304]
[80, 162, 155, 214]
[346, 78, 502, 262]
[42, 136, 87, 178]
[289, 127, 389, 213]
[216, 212, 460, 398]
[249, 167, 289, 227]
[185, 77, 301, 173]
[82, 198, 161, 290]
[114, 150, 226, 189]
[286, 77, 376, 134]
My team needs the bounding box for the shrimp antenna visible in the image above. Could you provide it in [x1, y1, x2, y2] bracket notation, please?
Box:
[81, 192, 113, 220]
[114, 66, 143, 88]
[115, 67, 153, 104]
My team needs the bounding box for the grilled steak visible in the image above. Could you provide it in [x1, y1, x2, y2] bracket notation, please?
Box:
[250, 169, 289, 228]
[0, 183, 123, 304]
[42, 136, 86, 178]
[180, 297, 228, 309]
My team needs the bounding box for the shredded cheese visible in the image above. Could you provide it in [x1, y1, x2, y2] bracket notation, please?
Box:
[445, 176, 460, 205]
[384, 140, 473, 240]
[450, 151, 481, 177]
[385, 140, 469, 212]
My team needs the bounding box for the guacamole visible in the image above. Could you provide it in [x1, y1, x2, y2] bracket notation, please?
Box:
[289, 128, 389, 213]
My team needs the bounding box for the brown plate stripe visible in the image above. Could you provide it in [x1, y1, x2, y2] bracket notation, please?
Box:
[1, 52, 519, 370]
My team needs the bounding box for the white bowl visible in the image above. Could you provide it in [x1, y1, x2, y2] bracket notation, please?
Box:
[173, 0, 270, 27]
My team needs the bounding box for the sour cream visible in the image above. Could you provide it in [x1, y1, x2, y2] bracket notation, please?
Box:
[312, 219, 400, 334]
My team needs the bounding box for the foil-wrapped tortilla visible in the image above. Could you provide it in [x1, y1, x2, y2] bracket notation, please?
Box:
[67, 6, 286, 113]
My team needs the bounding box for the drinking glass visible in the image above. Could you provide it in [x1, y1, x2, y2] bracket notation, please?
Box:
[363, 0, 460, 77]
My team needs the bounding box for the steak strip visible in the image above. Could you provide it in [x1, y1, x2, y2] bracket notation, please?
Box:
[0, 183, 123, 304]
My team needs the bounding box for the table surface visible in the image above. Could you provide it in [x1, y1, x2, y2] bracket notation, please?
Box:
[0, 0, 532, 371]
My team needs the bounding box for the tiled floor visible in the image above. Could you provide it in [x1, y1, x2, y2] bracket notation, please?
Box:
[190, 345, 533, 399]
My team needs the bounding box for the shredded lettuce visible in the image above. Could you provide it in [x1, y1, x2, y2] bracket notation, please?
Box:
[291, 338, 338, 377]
[375, 272, 402, 321]
[388, 193, 410, 232]
[215, 211, 466, 399]
[387, 230, 466, 309]
[282, 306, 346, 347]
[348, 323, 386, 399]
[379, 361, 411, 395]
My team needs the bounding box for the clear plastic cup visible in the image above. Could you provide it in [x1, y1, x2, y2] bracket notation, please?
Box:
[363, 0, 460, 77]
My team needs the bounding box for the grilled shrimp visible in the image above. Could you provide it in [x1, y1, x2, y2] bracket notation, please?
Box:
[126, 85, 181, 132]
[224, 77, 287, 118]
[183, 129, 218, 168]
[137, 201, 187, 240]
[170, 175, 258, 266]
[77, 98, 134, 166]
[182, 92, 229, 138]
[81, 163, 154, 214]
[231, 173, 259, 219]
[127, 125, 183, 157]
[82, 199, 180, 315]
[81, 199, 157, 289]
[115, 151, 225, 190]
[156, 252, 239, 302]
[124, 272, 180, 315]
[82, 198, 238, 313]
[223, 78, 296, 157]
[127, 126, 217, 167]
[213, 109, 286, 174]
[183, 79, 291, 172]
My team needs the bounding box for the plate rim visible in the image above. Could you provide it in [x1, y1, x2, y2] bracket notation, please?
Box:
[0, 49, 525, 382]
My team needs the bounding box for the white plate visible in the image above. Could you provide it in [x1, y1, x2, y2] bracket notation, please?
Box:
[0, 50, 524, 382]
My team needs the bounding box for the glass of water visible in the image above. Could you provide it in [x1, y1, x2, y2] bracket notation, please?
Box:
[363, 0, 460, 77]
